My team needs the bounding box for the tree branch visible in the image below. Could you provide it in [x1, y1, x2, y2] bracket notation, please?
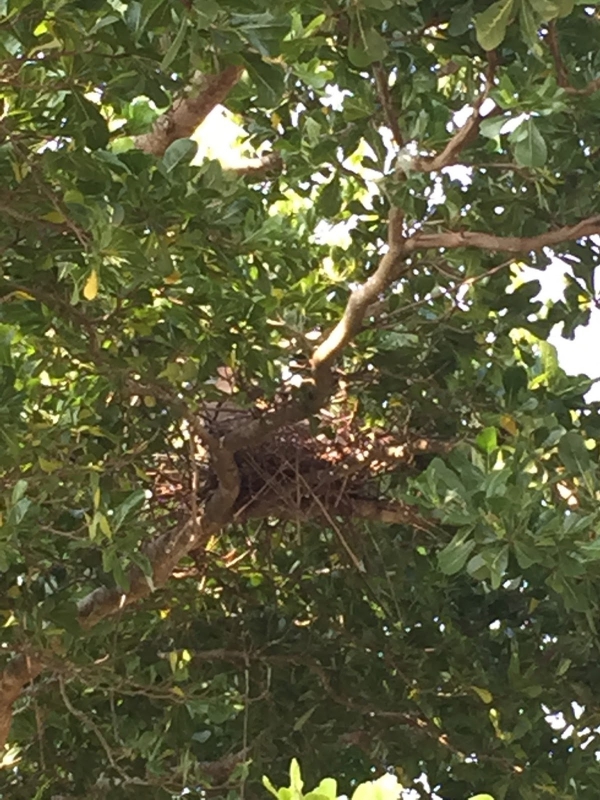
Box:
[545, 21, 600, 97]
[565, 77, 600, 97]
[0, 653, 44, 753]
[311, 208, 406, 377]
[373, 63, 404, 148]
[412, 53, 498, 173]
[546, 21, 569, 88]
[405, 214, 600, 254]
[135, 65, 244, 157]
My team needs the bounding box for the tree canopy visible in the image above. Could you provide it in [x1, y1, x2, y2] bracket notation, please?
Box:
[1, 0, 600, 798]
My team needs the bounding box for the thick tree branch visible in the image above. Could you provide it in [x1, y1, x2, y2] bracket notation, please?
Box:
[405, 215, 600, 254]
[311, 208, 406, 377]
[135, 65, 244, 157]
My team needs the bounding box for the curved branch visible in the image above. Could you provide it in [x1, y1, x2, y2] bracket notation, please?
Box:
[135, 65, 244, 157]
[405, 215, 600, 254]
[311, 208, 406, 377]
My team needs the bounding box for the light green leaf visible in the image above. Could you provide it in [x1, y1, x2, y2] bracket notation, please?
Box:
[474, 0, 516, 50]
[290, 759, 303, 798]
[476, 426, 498, 454]
[471, 686, 494, 703]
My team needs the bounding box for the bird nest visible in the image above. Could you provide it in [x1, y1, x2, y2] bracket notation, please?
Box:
[149, 401, 445, 524]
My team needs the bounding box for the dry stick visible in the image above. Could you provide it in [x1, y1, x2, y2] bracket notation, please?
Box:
[0, 653, 44, 752]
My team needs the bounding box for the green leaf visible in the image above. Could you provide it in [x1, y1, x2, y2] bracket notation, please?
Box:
[162, 138, 197, 172]
[318, 176, 342, 217]
[514, 119, 548, 167]
[438, 531, 476, 575]
[502, 365, 528, 402]
[449, 1, 475, 35]
[479, 114, 508, 139]
[519, 0, 543, 55]
[558, 431, 591, 473]
[292, 705, 317, 731]
[290, 759, 304, 796]
[244, 53, 285, 107]
[112, 489, 146, 532]
[11, 479, 27, 504]
[348, 26, 389, 67]
[476, 426, 498, 454]
[474, 0, 516, 50]
[160, 18, 187, 70]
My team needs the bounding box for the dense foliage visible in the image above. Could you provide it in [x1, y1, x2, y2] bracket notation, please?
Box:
[1, 0, 600, 798]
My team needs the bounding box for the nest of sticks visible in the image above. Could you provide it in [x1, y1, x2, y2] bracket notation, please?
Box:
[149, 401, 450, 525]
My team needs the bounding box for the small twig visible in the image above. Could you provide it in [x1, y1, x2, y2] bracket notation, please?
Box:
[58, 675, 136, 785]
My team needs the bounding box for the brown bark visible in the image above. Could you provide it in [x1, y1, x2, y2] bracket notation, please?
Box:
[135, 65, 244, 157]
[0, 653, 44, 752]
[405, 215, 600, 254]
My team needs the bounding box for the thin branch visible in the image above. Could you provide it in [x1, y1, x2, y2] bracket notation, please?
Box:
[546, 21, 569, 88]
[565, 77, 600, 97]
[373, 63, 404, 148]
[58, 675, 133, 784]
[135, 64, 244, 157]
[231, 152, 283, 179]
[412, 53, 498, 173]
[405, 214, 600, 254]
